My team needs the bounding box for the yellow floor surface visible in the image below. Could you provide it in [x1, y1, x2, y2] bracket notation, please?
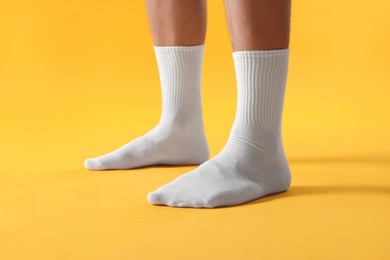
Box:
[1, 160, 390, 259]
[1, 1, 390, 259]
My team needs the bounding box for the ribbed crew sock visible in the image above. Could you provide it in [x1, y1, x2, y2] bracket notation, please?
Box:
[84, 45, 209, 170]
[148, 48, 292, 208]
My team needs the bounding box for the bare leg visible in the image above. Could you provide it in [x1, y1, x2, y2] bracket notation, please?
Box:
[148, 0, 292, 208]
[146, 0, 207, 46]
[84, 1, 209, 170]
[225, 0, 291, 50]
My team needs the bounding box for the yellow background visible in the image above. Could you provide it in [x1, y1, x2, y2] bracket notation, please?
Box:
[1, 0, 390, 259]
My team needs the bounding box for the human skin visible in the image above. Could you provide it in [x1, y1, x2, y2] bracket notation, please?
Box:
[224, 0, 291, 51]
[145, 0, 291, 50]
[146, 0, 207, 46]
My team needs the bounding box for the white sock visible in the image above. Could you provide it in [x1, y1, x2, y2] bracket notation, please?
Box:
[148, 48, 292, 208]
[84, 45, 209, 170]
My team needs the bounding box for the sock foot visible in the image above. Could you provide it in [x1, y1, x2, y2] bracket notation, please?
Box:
[147, 125, 291, 208]
[84, 118, 209, 170]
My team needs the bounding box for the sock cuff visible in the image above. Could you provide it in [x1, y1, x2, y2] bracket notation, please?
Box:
[153, 44, 204, 53]
[232, 48, 290, 59]
[154, 44, 204, 111]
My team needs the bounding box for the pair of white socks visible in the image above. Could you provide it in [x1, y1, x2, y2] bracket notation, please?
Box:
[84, 45, 291, 208]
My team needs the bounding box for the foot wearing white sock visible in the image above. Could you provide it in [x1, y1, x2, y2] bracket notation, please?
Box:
[148, 48, 292, 208]
[85, 45, 209, 170]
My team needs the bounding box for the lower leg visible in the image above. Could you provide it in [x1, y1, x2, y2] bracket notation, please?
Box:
[146, 0, 206, 46]
[225, 0, 290, 50]
[84, 0, 209, 170]
[148, 0, 292, 208]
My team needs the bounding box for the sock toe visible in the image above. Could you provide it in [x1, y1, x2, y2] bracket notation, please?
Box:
[147, 190, 212, 208]
[84, 158, 106, 170]
[170, 192, 213, 208]
[147, 191, 165, 205]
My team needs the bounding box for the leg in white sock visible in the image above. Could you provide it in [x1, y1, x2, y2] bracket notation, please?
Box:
[85, 0, 208, 170]
[84, 45, 209, 170]
[147, 0, 292, 208]
[148, 49, 292, 207]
